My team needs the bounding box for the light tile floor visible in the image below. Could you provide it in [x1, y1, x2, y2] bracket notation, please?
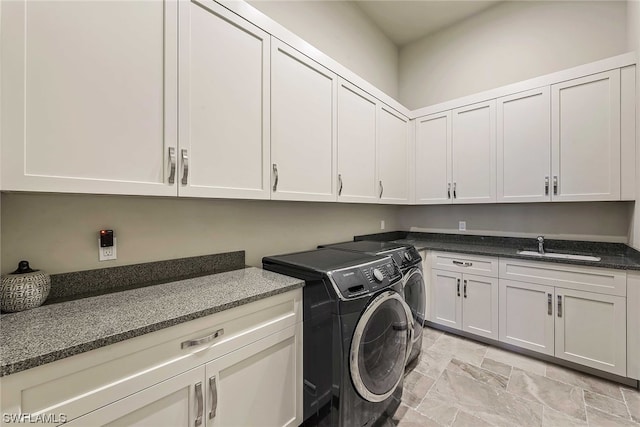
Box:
[392, 327, 640, 427]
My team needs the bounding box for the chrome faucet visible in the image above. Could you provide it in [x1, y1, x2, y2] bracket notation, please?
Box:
[537, 236, 545, 254]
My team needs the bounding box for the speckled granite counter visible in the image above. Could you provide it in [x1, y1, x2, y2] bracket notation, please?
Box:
[0, 267, 303, 377]
[355, 231, 640, 271]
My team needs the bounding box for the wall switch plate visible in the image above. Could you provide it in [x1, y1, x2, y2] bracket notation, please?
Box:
[459, 221, 467, 231]
[99, 237, 117, 261]
[381, 220, 385, 230]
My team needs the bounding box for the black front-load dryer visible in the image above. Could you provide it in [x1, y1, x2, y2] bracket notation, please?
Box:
[262, 248, 413, 427]
[318, 241, 426, 365]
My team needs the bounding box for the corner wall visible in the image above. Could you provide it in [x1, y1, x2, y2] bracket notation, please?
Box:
[399, 1, 628, 108]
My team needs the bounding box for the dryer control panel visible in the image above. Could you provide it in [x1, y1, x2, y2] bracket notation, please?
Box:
[329, 258, 402, 300]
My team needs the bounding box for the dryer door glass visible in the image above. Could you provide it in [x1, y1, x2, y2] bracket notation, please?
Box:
[350, 291, 411, 402]
[404, 268, 426, 329]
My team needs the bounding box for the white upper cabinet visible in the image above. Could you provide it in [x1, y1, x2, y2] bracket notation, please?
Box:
[178, 0, 270, 199]
[451, 101, 497, 204]
[551, 70, 621, 201]
[378, 107, 410, 204]
[1, 0, 177, 196]
[497, 87, 551, 203]
[271, 39, 337, 202]
[415, 112, 452, 204]
[336, 79, 378, 203]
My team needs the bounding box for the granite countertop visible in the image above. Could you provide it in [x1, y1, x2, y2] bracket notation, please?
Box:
[0, 267, 303, 377]
[392, 235, 640, 271]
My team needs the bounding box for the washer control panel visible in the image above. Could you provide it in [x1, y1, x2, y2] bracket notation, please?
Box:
[330, 258, 401, 299]
[385, 246, 422, 269]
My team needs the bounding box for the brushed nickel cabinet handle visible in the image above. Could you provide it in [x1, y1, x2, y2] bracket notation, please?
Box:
[181, 328, 224, 349]
[447, 183, 451, 199]
[181, 149, 189, 185]
[463, 279, 467, 298]
[547, 293, 552, 315]
[452, 260, 472, 267]
[168, 147, 177, 184]
[379, 180, 384, 198]
[557, 295, 562, 318]
[456, 278, 460, 297]
[553, 176, 558, 195]
[209, 376, 218, 419]
[272, 164, 279, 192]
[338, 174, 343, 196]
[195, 382, 203, 427]
[453, 182, 457, 199]
[545, 176, 549, 196]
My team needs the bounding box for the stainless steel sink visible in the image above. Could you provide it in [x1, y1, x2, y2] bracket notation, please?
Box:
[516, 250, 601, 262]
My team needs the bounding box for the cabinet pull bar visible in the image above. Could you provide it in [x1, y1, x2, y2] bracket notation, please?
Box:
[456, 278, 460, 297]
[453, 182, 457, 199]
[553, 176, 558, 195]
[463, 280, 467, 298]
[168, 147, 177, 184]
[379, 180, 384, 198]
[195, 382, 203, 427]
[547, 293, 552, 315]
[544, 176, 549, 196]
[338, 174, 343, 196]
[181, 328, 224, 349]
[272, 164, 279, 192]
[452, 260, 473, 267]
[447, 183, 451, 199]
[209, 376, 218, 419]
[557, 295, 562, 318]
[181, 149, 189, 185]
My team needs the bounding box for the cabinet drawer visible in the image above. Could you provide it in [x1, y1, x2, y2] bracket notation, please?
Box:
[499, 259, 626, 296]
[0, 289, 301, 425]
[431, 251, 498, 277]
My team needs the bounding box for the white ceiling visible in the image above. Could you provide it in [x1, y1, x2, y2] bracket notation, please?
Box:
[353, 1, 503, 46]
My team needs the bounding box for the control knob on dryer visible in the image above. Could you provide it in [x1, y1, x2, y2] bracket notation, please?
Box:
[372, 268, 384, 283]
[404, 252, 412, 261]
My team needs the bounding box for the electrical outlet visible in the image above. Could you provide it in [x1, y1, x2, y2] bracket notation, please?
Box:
[459, 221, 466, 231]
[381, 220, 385, 230]
[99, 238, 117, 261]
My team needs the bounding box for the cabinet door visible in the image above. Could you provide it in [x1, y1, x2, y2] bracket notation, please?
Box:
[420, 250, 431, 322]
[499, 279, 554, 356]
[555, 288, 626, 376]
[451, 101, 497, 204]
[431, 270, 462, 330]
[461, 274, 498, 340]
[336, 79, 378, 202]
[497, 87, 551, 202]
[271, 39, 337, 202]
[415, 112, 453, 204]
[551, 70, 621, 201]
[65, 367, 202, 427]
[377, 106, 410, 204]
[1, 0, 177, 196]
[178, 0, 270, 199]
[206, 326, 301, 427]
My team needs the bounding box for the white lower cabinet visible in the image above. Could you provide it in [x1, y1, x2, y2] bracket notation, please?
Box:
[206, 327, 300, 427]
[431, 268, 498, 340]
[498, 259, 627, 376]
[0, 290, 302, 427]
[555, 288, 626, 376]
[499, 279, 555, 356]
[66, 367, 201, 427]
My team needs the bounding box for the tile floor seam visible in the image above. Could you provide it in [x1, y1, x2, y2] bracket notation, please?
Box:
[413, 357, 450, 416]
[621, 387, 634, 421]
[587, 405, 640, 426]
